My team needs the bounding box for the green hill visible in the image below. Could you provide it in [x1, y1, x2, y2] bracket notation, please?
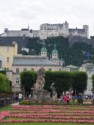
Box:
[25, 36, 94, 66]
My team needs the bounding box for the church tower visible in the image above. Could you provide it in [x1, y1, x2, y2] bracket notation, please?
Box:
[52, 44, 58, 59]
[41, 43, 47, 57]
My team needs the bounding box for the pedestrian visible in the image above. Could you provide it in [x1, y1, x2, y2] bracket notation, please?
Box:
[18, 93, 23, 102]
[13, 93, 16, 102]
[63, 94, 67, 104]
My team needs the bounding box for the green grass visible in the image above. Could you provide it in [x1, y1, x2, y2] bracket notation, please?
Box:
[0, 123, 93, 125]
[0, 105, 12, 111]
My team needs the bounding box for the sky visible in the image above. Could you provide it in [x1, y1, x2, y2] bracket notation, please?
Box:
[0, 0, 94, 36]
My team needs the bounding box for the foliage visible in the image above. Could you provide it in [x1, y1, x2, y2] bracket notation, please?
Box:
[92, 74, 94, 90]
[44, 71, 87, 95]
[45, 71, 75, 96]
[0, 105, 12, 111]
[22, 50, 28, 55]
[70, 42, 90, 66]
[0, 73, 11, 92]
[0, 70, 6, 75]
[25, 36, 94, 66]
[20, 71, 37, 94]
[26, 37, 42, 55]
[72, 71, 87, 94]
[20, 100, 32, 105]
[20, 70, 87, 96]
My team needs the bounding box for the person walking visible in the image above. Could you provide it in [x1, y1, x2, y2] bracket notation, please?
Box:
[18, 93, 23, 102]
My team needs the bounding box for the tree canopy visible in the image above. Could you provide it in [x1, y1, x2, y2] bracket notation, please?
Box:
[20, 70, 87, 96]
[0, 73, 11, 92]
[25, 36, 93, 66]
[20, 71, 37, 94]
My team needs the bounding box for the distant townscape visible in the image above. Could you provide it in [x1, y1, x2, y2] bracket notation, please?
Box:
[0, 21, 94, 94]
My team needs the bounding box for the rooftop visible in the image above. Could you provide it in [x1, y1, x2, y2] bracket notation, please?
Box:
[13, 55, 60, 66]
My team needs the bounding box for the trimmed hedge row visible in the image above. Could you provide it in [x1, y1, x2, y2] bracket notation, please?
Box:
[20, 71, 87, 95]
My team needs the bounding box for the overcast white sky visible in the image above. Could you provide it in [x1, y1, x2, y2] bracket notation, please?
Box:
[0, 0, 94, 36]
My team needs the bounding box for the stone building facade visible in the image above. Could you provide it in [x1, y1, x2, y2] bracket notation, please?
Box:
[0, 42, 18, 70]
[1, 21, 89, 39]
[10, 44, 64, 92]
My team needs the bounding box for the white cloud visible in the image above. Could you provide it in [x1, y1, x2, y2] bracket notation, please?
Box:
[0, 0, 94, 36]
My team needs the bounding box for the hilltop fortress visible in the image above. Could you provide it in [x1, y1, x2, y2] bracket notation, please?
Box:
[1, 21, 89, 39]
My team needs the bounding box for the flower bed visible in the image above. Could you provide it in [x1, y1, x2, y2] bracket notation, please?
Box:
[0, 105, 94, 123]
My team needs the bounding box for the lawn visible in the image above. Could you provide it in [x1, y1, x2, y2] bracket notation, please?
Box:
[0, 105, 12, 111]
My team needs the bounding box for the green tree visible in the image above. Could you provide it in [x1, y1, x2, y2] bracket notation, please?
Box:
[20, 71, 37, 94]
[92, 74, 94, 90]
[72, 71, 87, 94]
[0, 73, 10, 92]
[44, 71, 73, 97]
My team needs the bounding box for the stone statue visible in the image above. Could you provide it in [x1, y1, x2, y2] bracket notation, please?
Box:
[50, 82, 56, 92]
[37, 67, 45, 77]
[34, 67, 45, 91]
[50, 82, 57, 101]
[31, 69, 58, 103]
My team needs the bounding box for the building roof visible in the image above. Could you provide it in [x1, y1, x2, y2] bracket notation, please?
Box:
[64, 65, 79, 68]
[80, 63, 94, 71]
[41, 44, 47, 53]
[0, 36, 29, 53]
[81, 63, 94, 67]
[13, 55, 60, 66]
[52, 45, 58, 54]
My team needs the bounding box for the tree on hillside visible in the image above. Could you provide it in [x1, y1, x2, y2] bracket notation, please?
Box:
[70, 42, 91, 66]
[26, 38, 42, 55]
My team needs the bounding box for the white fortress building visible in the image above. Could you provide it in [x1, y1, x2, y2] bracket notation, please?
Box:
[1, 21, 89, 39]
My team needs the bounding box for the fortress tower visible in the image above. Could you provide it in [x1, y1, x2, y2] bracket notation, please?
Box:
[83, 25, 89, 38]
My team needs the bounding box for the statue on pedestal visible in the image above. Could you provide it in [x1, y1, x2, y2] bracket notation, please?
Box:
[34, 67, 45, 91]
[31, 68, 53, 104]
[50, 82, 57, 101]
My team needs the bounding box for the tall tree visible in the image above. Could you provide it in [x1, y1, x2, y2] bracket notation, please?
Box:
[20, 71, 37, 94]
[0, 73, 10, 92]
[72, 71, 87, 94]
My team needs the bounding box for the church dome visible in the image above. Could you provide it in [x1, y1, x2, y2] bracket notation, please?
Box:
[52, 45, 58, 54]
[41, 44, 47, 52]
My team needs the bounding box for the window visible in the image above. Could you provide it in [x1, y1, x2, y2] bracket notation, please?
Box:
[16, 68, 19, 73]
[44, 27, 46, 30]
[7, 47, 9, 52]
[7, 57, 9, 63]
[41, 27, 43, 30]
[16, 77, 20, 84]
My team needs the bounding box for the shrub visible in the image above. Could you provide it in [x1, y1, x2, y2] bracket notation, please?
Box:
[20, 100, 32, 105]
